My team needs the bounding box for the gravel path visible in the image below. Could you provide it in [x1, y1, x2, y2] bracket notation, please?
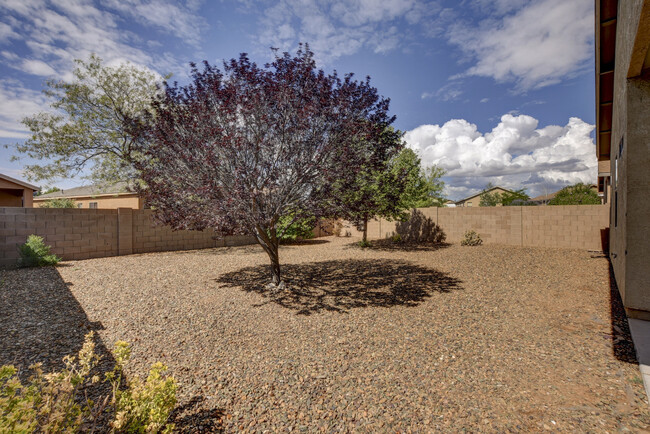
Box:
[2, 236, 649, 432]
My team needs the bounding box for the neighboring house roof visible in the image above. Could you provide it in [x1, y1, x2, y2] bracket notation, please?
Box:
[454, 186, 517, 205]
[0, 173, 39, 191]
[34, 182, 135, 199]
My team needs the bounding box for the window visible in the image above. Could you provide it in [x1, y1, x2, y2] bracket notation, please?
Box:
[77, 203, 83, 208]
[466, 202, 473, 207]
[89, 202, 98, 209]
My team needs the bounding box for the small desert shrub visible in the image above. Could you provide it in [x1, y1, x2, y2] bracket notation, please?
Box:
[18, 235, 61, 267]
[332, 220, 343, 237]
[108, 342, 177, 433]
[461, 230, 482, 246]
[391, 233, 402, 243]
[0, 333, 177, 433]
[0, 333, 99, 433]
[38, 198, 77, 208]
[357, 239, 372, 248]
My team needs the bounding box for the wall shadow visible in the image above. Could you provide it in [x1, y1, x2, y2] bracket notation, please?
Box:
[0, 266, 116, 428]
[394, 209, 446, 243]
[216, 259, 463, 315]
[609, 263, 638, 364]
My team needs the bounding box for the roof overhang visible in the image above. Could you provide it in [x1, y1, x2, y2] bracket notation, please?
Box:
[0, 172, 39, 191]
[595, 0, 617, 162]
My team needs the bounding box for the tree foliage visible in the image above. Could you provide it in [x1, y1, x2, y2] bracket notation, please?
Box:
[38, 198, 77, 208]
[479, 183, 529, 206]
[134, 46, 399, 286]
[35, 187, 61, 196]
[14, 54, 163, 184]
[548, 183, 600, 205]
[334, 147, 446, 243]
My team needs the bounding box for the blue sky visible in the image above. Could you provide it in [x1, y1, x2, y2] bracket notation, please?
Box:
[0, 0, 595, 200]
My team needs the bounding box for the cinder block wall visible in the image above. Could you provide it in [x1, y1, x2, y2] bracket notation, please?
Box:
[342, 205, 609, 251]
[0, 208, 255, 267]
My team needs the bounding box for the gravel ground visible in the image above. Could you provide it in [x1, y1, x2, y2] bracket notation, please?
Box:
[2, 236, 649, 432]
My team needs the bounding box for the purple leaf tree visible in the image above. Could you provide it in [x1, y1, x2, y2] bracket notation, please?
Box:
[135, 46, 400, 287]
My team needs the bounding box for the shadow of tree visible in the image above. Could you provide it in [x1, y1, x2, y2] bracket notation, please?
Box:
[352, 239, 452, 252]
[216, 259, 462, 315]
[280, 238, 330, 246]
[393, 209, 446, 243]
[170, 395, 224, 433]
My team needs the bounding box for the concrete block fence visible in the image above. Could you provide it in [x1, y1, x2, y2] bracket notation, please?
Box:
[342, 205, 610, 251]
[0, 207, 255, 267]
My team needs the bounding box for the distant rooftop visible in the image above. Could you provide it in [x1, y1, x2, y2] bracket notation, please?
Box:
[35, 182, 133, 199]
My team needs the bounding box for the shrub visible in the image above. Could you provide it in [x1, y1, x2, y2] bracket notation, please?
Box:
[39, 198, 77, 208]
[276, 213, 316, 243]
[108, 342, 177, 434]
[461, 230, 482, 246]
[0, 333, 99, 433]
[0, 334, 177, 433]
[357, 239, 372, 248]
[18, 235, 60, 267]
[391, 233, 402, 243]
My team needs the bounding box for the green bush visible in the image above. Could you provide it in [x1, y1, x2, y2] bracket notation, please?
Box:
[460, 230, 483, 246]
[0, 333, 177, 433]
[39, 198, 77, 208]
[18, 235, 61, 267]
[107, 342, 177, 433]
[276, 213, 316, 243]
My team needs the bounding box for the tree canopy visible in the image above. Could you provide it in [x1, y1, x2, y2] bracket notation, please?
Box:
[134, 46, 400, 286]
[548, 183, 600, 205]
[479, 183, 529, 206]
[14, 54, 164, 185]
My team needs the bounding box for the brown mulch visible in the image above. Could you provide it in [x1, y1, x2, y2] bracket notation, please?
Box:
[1, 236, 648, 432]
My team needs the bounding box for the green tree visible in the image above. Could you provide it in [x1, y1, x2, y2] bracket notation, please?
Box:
[389, 148, 446, 209]
[479, 183, 530, 206]
[38, 198, 77, 208]
[500, 189, 530, 206]
[548, 183, 600, 205]
[479, 183, 501, 207]
[35, 186, 61, 196]
[13, 54, 164, 184]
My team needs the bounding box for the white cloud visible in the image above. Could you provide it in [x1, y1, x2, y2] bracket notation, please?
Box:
[251, 0, 441, 63]
[19, 59, 57, 76]
[404, 114, 597, 199]
[0, 0, 205, 139]
[480, 98, 489, 103]
[0, 80, 49, 139]
[448, 0, 593, 90]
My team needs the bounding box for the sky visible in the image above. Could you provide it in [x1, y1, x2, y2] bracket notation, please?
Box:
[0, 0, 596, 200]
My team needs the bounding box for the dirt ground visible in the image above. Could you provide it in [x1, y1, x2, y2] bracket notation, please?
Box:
[1, 236, 648, 432]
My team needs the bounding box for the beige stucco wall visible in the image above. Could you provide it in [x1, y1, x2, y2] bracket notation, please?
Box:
[33, 194, 142, 209]
[342, 205, 609, 251]
[609, 0, 650, 318]
[0, 208, 255, 267]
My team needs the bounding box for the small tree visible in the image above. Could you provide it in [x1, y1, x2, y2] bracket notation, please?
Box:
[35, 187, 61, 196]
[14, 54, 164, 184]
[548, 183, 600, 205]
[479, 183, 501, 207]
[500, 189, 529, 206]
[38, 198, 77, 208]
[135, 46, 399, 287]
[393, 148, 446, 209]
[479, 183, 529, 206]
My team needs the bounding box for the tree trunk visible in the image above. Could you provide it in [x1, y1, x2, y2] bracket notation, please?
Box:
[362, 215, 368, 244]
[254, 225, 282, 287]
